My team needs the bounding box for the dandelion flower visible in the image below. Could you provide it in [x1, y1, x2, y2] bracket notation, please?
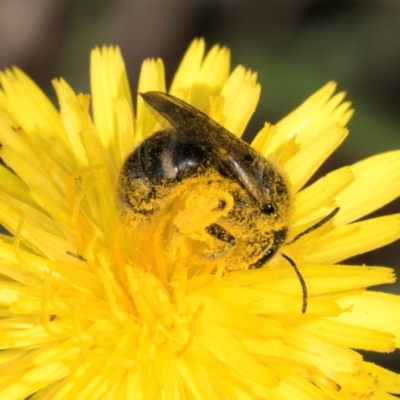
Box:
[0, 39, 400, 399]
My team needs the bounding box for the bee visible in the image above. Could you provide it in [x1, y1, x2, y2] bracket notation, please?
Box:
[118, 91, 338, 313]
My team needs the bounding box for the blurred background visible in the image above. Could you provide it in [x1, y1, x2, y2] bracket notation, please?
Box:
[1, 0, 399, 372]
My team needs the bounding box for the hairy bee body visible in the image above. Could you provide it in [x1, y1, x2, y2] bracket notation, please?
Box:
[118, 92, 291, 271]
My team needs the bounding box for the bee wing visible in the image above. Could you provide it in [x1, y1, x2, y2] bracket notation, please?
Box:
[140, 91, 264, 203]
[139, 91, 230, 144]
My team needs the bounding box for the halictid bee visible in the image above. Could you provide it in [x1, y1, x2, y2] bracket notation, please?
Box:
[118, 91, 339, 313]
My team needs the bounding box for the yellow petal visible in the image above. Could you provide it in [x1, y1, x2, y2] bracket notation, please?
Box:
[330, 362, 400, 399]
[336, 291, 400, 347]
[0, 164, 34, 207]
[135, 58, 166, 142]
[190, 43, 230, 110]
[284, 124, 348, 191]
[52, 79, 89, 166]
[177, 354, 220, 400]
[90, 46, 133, 159]
[335, 150, 400, 225]
[196, 321, 279, 392]
[302, 318, 395, 352]
[0, 361, 72, 400]
[114, 97, 136, 167]
[293, 166, 354, 225]
[271, 375, 329, 400]
[170, 38, 206, 94]
[271, 81, 353, 154]
[0, 124, 69, 207]
[303, 214, 400, 264]
[275, 264, 395, 296]
[251, 122, 276, 155]
[0, 68, 67, 144]
[219, 66, 260, 137]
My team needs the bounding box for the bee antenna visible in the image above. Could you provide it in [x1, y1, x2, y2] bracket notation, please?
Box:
[286, 207, 340, 246]
[281, 253, 308, 314]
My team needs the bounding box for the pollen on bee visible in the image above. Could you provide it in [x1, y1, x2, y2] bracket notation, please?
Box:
[172, 178, 234, 235]
[217, 147, 228, 155]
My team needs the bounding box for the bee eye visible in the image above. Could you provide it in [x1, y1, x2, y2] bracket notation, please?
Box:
[261, 203, 274, 215]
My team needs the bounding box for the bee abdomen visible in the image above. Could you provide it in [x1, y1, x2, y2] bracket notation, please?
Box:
[118, 130, 214, 218]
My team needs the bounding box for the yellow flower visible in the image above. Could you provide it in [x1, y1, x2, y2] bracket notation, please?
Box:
[0, 38, 399, 399]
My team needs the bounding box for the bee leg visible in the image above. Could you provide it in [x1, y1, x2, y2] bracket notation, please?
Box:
[251, 250, 308, 313]
[281, 254, 308, 314]
[249, 249, 275, 269]
[205, 224, 236, 246]
[286, 207, 339, 245]
[249, 228, 288, 269]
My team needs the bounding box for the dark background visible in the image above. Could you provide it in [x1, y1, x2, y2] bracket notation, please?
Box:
[1, 0, 399, 373]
